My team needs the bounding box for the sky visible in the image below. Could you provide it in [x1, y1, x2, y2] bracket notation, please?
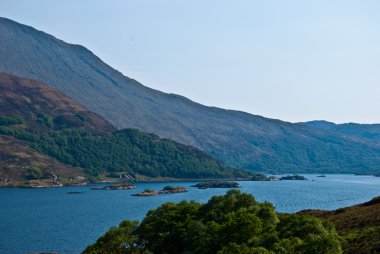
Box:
[1, 0, 380, 123]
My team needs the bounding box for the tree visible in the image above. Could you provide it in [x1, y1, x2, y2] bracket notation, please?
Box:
[83, 220, 141, 254]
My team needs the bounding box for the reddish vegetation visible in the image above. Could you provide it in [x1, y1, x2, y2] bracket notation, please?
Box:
[299, 197, 380, 232]
[299, 197, 380, 254]
[0, 72, 115, 133]
[0, 135, 83, 187]
[0, 72, 116, 186]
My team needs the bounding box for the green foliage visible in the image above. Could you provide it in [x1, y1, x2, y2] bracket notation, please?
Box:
[0, 116, 23, 126]
[52, 113, 89, 129]
[275, 214, 342, 254]
[25, 167, 43, 180]
[0, 126, 250, 179]
[75, 112, 87, 122]
[162, 186, 182, 191]
[83, 190, 342, 254]
[84, 220, 144, 254]
[37, 113, 53, 127]
[192, 181, 240, 189]
[341, 226, 380, 254]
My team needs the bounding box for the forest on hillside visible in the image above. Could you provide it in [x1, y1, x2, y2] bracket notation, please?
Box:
[0, 116, 251, 179]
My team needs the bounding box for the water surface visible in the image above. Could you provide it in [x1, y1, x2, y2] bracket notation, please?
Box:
[0, 174, 379, 254]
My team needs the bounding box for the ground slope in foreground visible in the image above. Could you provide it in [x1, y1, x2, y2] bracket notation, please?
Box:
[300, 197, 380, 254]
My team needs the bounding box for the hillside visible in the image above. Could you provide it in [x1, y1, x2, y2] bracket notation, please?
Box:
[303, 121, 380, 145]
[300, 197, 380, 254]
[2, 17, 380, 173]
[0, 135, 83, 187]
[0, 73, 251, 184]
[0, 72, 115, 133]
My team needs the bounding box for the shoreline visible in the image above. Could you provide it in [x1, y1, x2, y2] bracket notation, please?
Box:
[1, 173, 379, 189]
[0, 177, 257, 189]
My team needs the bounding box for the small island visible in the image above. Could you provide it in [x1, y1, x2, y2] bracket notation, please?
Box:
[250, 174, 275, 181]
[132, 186, 187, 197]
[132, 189, 159, 197]
[91, 182, 137, 190]
[191, 181, 240, 189]
[279, 175, 308, 181]
[67, 191, 84, 194]
[159, 186, 188, 194]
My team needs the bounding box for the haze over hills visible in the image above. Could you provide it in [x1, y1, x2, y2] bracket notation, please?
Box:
[0, 73, 248, 186]
[2, 17, 380, 174]
[303, 121, 380, 145]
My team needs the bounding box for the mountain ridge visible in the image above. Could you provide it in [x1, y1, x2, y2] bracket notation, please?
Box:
[303, 120, 380, 145]
[2, 17, 380, 173]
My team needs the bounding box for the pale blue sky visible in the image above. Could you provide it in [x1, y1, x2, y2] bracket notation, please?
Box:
[1, 0, 380, 123]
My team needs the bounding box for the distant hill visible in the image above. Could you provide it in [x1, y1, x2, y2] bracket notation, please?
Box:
[300, 196, 380, 254]
[0, 73, 250, 185]
[2, 17, 380, 174]
[303, 120, 380, 145]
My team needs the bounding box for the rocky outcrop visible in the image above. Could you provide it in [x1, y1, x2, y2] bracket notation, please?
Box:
[132, 186, 187, 196]
[191, 181, 240, 189]
[279, 175, 307, 181]
[91, 182, 136, 190]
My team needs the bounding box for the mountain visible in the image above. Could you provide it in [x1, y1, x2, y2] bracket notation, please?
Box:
[2, 17, 380, 174]
[300, 196, 380, 254]
[0, 73, 251, 185]
[303, 121, 380, 145]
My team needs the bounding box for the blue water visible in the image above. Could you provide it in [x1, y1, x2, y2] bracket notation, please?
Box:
[0, 174, 379, 254]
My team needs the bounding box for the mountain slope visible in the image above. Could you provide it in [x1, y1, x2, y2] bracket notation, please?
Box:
[0, 72, 115, 133]
[0, 135, 84, 187]
[2, 17, 380, 173]
[303, 121, 380, 145]
[0, 73, 250, 181]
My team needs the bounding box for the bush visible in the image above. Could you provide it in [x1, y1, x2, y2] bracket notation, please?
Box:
[25, 167, 43, 180]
